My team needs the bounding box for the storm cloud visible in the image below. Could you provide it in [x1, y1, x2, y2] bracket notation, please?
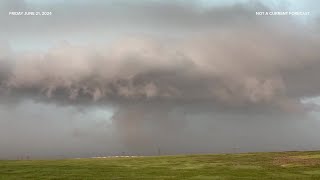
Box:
[1, 0, 320, 159]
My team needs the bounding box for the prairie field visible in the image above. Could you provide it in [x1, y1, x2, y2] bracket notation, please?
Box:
[1, 151, 320, 179]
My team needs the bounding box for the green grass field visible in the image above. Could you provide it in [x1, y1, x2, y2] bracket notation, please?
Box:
[2, 151, 320, 179]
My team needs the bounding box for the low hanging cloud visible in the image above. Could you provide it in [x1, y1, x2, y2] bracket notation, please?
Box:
[1, 23, 320, 111]
[1, 0, 320, 158]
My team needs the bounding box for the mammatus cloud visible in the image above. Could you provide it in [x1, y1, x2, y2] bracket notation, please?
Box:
[1, 0, 320, 158]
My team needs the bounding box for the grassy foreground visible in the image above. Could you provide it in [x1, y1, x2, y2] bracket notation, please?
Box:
[1, 151, 320, 179]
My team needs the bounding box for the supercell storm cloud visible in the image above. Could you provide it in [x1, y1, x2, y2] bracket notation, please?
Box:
[0, 0, 320, 158]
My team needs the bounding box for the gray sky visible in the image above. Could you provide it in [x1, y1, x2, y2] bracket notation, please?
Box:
[1, 0, 320, 159]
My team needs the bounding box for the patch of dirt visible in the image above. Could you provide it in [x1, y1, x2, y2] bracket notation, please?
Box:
[273, 156, 320, 167]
